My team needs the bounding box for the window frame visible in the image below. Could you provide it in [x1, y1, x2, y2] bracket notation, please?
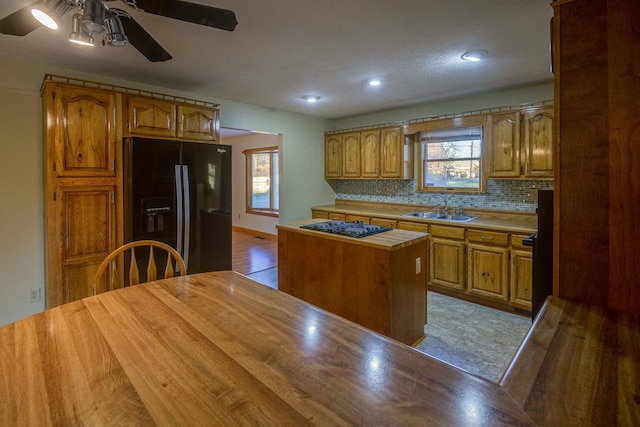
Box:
[414, 115, 487, 193]
[244, 146, 279, 217]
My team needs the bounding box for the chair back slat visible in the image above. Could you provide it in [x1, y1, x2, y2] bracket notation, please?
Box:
[93, 240, 187, 295]
[147, 247, 157, 282]
[129, 248, 140, 285]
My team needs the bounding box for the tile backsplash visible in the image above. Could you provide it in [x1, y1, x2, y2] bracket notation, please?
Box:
[332, 179, 554, 212]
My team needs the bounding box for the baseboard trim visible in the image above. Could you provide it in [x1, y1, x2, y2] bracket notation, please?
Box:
[233, 226, 277, 239]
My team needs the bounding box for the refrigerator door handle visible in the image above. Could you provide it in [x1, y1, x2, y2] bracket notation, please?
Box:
[175, 165, 184, 259]
[182, 165, 191, 270]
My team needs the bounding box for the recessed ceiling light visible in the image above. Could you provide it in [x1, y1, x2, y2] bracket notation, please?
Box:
[302, 95, 320, 103]
[368, 78, 382, 87]
[461, 50, 489, 62]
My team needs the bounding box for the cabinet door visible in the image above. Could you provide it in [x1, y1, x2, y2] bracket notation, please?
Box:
[49, 183, 118, 306]
[429, 237, 465, 290]
[127, 96, 176, 138]
[523, 106, 553, 177]
[177, 105, 218, 141]
[380, 126, 404, 178]
[324, 134, 342, 178]
[510, 249, 533, 310]
[342, 132, 361, 177]
[52, 86, 116, 177]
[486, 112, 521, 177]
[467, 243, 509, 301]
[361, 130, 380, 177]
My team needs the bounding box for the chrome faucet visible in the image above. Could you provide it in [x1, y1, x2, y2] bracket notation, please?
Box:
[429, 194, 448, 216]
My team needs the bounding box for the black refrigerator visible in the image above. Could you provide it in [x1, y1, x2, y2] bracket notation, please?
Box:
[124, 137, 232, 279]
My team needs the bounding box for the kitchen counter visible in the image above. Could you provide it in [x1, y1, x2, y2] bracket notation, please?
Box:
[500, 296, 640, 425]
[312, 200, 537, 234]
[277, 219, 428, 345]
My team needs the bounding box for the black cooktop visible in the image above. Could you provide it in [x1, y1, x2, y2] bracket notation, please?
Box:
[301, 220, 392, 238]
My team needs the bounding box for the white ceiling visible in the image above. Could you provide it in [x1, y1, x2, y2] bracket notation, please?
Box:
[0, 0, 554, 120]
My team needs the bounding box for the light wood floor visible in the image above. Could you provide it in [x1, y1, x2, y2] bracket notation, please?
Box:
[232, 227, 278, 275]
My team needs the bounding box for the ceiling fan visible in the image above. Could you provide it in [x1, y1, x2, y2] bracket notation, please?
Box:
[0, 0, 238, 62]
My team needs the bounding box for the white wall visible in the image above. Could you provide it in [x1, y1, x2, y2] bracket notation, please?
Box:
[335, 83, 554, 129]
[0, 56, 335, 326]
[228, 132, 281, 235]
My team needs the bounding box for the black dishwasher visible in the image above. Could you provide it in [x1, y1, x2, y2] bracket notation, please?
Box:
[524, 189, 554, 320]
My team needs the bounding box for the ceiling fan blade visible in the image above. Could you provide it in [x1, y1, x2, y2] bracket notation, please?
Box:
[0, 2, 41, 36]
[134, 0, 238, 32]
[120, 15, 173, 62]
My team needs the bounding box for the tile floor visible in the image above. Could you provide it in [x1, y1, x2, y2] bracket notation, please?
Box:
[245, 267, 531, 383]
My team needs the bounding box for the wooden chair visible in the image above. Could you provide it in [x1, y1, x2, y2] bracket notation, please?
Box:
[93, 240, 187, 295]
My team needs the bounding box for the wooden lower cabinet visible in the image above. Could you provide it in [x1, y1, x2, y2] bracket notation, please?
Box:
[429, 225, 465, 291]
[467, 243, 509, 301]
[510, 249, 533, 310]
[48, 182, 119, 306]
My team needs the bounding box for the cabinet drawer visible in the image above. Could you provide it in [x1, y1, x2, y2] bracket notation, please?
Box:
[430, 225, 465, 240]
[312, 210, 329, 219]
[467, 229, 509, 245]
[346, 214, 370, 223]
[511, 234, 533, 249]
[397, 221, 429, 233]
[370, 217, 397, 228]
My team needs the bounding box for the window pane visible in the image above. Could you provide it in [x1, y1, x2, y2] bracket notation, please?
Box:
[273, 152, 279, 210]
[425, 159, 480, 188]
[427, 139, 481, 160]
[251, 153, 271, 209]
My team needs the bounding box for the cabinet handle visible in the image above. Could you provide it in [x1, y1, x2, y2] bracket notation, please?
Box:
[525, 162, 529, 174]
[481, 236, 493, 240]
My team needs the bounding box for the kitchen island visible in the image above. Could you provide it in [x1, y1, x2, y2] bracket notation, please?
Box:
[277, 219, 428, 346]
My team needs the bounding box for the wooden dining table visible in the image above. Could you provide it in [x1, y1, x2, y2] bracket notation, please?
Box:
[0, 271, 534, 426]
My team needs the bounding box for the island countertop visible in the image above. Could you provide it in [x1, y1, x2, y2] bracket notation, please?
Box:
[276, 218, 428, 251]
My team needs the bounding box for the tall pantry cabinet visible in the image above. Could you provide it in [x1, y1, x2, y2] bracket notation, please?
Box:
[42, 81, 123, 307]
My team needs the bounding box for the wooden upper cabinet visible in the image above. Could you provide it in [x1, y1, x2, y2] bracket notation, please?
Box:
[50, 86, 116, 177]
[361, 129, 380, 178]
[126, 95, 220, 141]
[324, 126, 409, 179]
[342, 132, 361, 177]
[177, 105, 219, 142]
[324, 134, 342, 178]
[127, 96, 177, 138]
[522, 106, 553, 178]
[486, 112, 521, 178]
[380, 126, 405, 178]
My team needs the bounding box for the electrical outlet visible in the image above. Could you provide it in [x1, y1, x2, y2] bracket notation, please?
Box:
[415, 257, 421, 274]
[28, 287, 41, 303]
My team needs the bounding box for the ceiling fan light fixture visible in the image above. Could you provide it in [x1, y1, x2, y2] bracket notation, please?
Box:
[31, 0, 74, 30]
[104, 14, 128, 47]
[461, 50, 489, 62]
[81, 0, 106, 34]
[69, 13, 94, 46]
[302, 95, 320, 103]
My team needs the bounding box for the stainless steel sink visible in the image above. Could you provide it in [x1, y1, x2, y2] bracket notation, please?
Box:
[402, 212, 477, 222]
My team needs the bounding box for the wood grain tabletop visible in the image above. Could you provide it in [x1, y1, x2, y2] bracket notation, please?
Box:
[0, 271, 533, 426]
